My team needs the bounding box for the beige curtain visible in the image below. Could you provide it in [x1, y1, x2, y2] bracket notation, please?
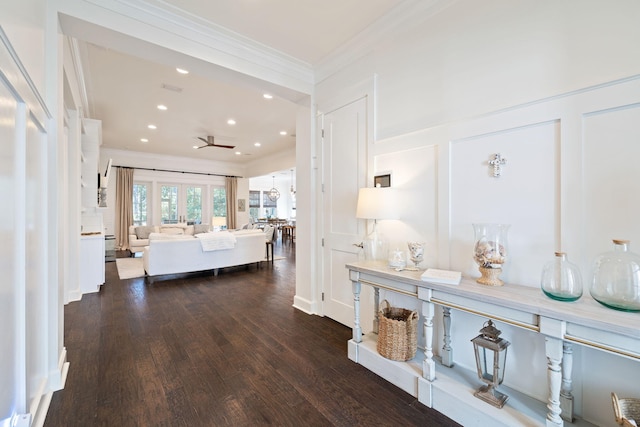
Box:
[115, 167, 134, 250]
[225, 176, 237, 229]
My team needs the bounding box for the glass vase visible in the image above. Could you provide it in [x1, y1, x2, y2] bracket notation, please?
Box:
[590, 239, 640, 312]
[473, 223, 510, 286]
[541, 252, 583, 302]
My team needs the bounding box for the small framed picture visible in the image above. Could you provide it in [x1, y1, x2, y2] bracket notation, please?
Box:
[238, 199, 246, 212]
[374, 174, 391, 188]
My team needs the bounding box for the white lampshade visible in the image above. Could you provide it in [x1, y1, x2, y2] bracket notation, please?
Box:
[356, 187, 399, 220]
[212, 216, 227, 227]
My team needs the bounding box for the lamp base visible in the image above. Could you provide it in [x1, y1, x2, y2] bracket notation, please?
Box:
[363, 234, 388, 261]
[363, 223, 388, 261]
[474, 384, 508, 408]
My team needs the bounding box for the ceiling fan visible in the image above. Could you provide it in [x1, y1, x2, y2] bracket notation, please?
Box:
[196, 135, 235, 150]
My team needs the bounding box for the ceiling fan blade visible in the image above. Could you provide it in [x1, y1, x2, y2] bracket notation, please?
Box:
[196, 145, 208, 149]
[213, 144, 236, 149]
[197, 137, 209, 144]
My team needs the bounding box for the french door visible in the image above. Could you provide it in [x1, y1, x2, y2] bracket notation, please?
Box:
[159, 184, 204, 224]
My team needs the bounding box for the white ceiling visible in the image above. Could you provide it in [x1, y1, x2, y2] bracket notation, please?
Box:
[67, 0, 406, 169]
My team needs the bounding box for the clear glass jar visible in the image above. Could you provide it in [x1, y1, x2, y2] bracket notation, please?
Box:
[541, 252, 583, 302]
[472, 223, 510, 286]
[388, 248, 406, 269]
[590, 239, 640, 312]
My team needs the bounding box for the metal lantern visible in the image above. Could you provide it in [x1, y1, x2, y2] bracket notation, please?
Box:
[267, 175, 280, 202]
[471, 320, 510, 408]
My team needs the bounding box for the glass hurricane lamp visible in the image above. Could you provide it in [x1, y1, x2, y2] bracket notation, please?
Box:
[473, 223, 510, 286]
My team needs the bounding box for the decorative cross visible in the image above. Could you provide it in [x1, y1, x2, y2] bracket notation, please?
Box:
[488, 153, 507, 177]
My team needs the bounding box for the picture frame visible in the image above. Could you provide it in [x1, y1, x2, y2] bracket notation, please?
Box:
[374, 174, 391, 188]
[238, 198, 246, 212]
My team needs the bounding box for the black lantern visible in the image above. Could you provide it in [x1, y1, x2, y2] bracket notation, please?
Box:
[471, 320, 510, 408]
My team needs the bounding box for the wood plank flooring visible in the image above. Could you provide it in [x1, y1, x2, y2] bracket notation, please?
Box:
[45, 241, 460, 427]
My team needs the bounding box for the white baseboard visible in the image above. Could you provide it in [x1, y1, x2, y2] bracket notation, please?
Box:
[31, 348, 69, 427]
[292, 294, 315, 314]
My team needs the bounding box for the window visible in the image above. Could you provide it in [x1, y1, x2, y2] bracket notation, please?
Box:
[186, 186, 202, 224]
[249, 190, 260, 220]
[132, 183, 148, 226]
[262, 192, 277, 218]
[262, 192, 277, 208]
[160, 185, 179, 224]
[212, 187, 226, 218]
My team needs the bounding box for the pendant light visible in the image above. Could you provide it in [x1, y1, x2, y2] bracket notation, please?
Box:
[290, 169, 296, 197]
[267, 175, 280, 202]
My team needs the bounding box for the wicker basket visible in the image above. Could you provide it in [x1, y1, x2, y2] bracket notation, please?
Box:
[377, 300, 418, 361]
[612, 392, 640, 427]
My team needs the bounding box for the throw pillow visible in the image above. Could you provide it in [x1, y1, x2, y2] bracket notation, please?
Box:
[159, 227, 184, 235]
[149, 233, 193, 241]
[135, 226, 156, 239]
[193, 224, 211, 235]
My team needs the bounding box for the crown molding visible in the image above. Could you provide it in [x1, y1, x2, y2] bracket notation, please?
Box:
[314, 0, 458, 84]
[71, 0, 313, 93]
[65, 36, 90, 117]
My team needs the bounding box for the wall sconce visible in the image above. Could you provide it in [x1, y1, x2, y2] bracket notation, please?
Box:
[471, 320, 510, 408]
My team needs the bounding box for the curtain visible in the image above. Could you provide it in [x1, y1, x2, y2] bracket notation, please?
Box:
[115, 167, 134, 250]
[225, 176, 237, 230]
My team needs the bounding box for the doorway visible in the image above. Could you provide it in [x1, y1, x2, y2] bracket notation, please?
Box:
[159, 183, 204, 224]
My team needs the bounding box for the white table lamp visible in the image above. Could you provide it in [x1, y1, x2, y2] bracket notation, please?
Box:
[356, 187, 399, 260]
[212, 216, 227, 231]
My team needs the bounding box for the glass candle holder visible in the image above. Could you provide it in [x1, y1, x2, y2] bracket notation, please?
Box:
[541, 252, 583, 302]
[473, 223, 510, 286]
[590, 239, 640, 312]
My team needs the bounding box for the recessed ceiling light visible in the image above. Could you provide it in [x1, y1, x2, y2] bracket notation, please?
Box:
[227, 119, 236, 125]
[176, 68, 189, 74]
[254, 142, 261, 147]
[157, 104, 167, 111]
[280, 131, 287, 135]
[140, 138, 148, 143]
[263, 93, 273, 99]
[148, 124, 157, 130]
[235, 151, 242, 155]
[193, 145, 199, 149]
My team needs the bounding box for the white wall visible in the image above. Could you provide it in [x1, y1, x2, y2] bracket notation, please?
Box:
[314, 1, 640, 425]
[0, 1, 67, 425]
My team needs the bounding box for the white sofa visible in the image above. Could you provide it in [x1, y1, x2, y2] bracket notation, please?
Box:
[129, 223, 210, 255]
[142, 230, 266, 280]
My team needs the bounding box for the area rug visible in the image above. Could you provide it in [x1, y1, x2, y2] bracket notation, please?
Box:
[115, 257, 145, 279]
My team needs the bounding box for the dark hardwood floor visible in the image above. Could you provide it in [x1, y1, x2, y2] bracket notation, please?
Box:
[45, 239, 460, 427]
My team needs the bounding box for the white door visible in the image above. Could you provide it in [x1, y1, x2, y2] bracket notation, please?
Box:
[159, 184, 204, 224]
[321, 96, 369, 329]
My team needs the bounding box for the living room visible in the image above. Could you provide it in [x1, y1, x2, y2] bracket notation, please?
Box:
[3, 1, 640, 426]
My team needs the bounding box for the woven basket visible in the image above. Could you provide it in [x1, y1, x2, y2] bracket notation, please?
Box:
[612, 392, 640, 427]
[377, 300, 418, 361]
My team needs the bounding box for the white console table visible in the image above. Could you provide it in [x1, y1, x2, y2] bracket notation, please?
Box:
[346, 261, 640, 427]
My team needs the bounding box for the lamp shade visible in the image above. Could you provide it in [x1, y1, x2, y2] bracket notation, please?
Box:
[356, 187, 399, 220]
[212, 216, 227, 227]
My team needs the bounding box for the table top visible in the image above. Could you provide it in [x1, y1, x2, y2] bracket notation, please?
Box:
[346, 260, 640, 341]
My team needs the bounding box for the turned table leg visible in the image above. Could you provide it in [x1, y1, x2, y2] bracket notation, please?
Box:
[352, 280, 362, 343]
[441, 306, 453, 367]
[423, 300, 436, 381]
[545, 337, 564, 427]
[560, 342, 574, 422]
[373, 287, 380, 334]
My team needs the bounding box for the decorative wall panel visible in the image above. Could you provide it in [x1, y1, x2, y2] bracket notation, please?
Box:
[449, 121, 559, 286]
